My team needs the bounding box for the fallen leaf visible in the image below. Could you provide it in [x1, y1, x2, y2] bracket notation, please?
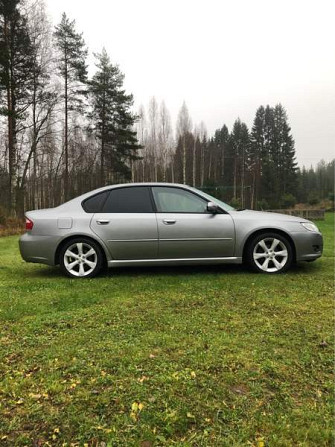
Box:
[131, 402, 139, 412]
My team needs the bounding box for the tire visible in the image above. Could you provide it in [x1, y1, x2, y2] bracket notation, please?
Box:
[245, 232, 293, 274]
[59, 237, 104, 278]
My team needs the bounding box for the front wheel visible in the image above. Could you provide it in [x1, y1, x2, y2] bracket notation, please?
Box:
[246, 232, 293, 274]
[60, 238, 104, 278]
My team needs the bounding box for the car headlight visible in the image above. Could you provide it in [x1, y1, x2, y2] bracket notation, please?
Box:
[301, 222, 319, 232]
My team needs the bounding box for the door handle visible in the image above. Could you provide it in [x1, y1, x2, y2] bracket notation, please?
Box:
[96, 219, 110, 225]
[163, 219, 176, 225]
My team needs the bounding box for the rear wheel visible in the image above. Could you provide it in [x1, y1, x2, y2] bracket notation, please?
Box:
[246, 232, 293, 274]
[60, 238, 104, 278]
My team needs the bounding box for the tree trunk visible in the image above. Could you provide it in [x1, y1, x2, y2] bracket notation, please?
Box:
[200, 145, 204, 186]
[241, 147, 245, 208]
[64, 55, 69, 200]
[192, 138, 196, 187]
[183, 135, 186, 184]
[5, 17, 17, 215]
[233, 158, 237, 200]
[8, 91, 17, 215]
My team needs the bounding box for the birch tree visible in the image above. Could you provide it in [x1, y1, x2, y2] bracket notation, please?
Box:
[136, 105, 147, 181]
[158, 101, 173, 181]
[148, 96, 158, 181]
[18, 0, 58, 212]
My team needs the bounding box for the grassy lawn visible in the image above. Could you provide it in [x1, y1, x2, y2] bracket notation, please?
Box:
[0, 214, 333, 446]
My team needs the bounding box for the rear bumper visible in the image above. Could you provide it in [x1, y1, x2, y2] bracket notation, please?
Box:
[293, 231, 323, 261]
[19, 233, 59, 266]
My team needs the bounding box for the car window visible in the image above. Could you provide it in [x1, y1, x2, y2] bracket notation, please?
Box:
[82, 191, 109, 213]
[102, 187, 153, 213]
[152, 187, 208, 213]
[191, 188, 234, 211]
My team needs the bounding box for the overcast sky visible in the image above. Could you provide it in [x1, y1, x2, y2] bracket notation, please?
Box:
[45, 0, 335, 167]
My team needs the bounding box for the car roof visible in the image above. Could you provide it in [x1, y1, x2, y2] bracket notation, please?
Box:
[56, 183, 196, 212]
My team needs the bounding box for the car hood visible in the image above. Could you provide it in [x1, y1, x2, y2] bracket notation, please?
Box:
[228, 209, 311, 223]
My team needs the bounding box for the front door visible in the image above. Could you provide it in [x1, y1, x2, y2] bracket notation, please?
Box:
[151, 186, 235, 258]
[91, 186, 158, 260]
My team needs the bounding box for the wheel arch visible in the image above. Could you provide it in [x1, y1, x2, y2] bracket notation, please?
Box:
[55, 234, 108, 267]
[242, 228, 296, 263]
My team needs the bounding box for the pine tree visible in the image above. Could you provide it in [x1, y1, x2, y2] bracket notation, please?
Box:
[250, 106, 266, 208]
[261, 105, 276, 206]
[89, 48, 141, 184]
[273, 104, 297, 199]
[176, 102, 192, 184]
[250, 104, 297, 208]
[230, 119, 249, 207]
[54, 13, 87, 200]
[213, 124, 229, 184]
[0, 0, 34, 214]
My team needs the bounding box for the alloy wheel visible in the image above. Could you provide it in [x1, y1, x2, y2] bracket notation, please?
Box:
[252, 237, 288, 273]
[63, 242, 98, 277]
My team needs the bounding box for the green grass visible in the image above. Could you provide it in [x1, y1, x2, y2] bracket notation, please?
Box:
[0, 214, 334, 447]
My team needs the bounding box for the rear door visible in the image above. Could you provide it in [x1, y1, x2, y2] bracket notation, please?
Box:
[90, 186, 158, 259]
[151, 186, 235, 258]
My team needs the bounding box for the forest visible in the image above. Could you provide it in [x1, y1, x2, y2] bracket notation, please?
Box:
[0, 0, 334, 218]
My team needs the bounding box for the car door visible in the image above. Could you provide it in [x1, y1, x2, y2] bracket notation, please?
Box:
[90, 186, 158, 260]
[151, 186, 235, 258]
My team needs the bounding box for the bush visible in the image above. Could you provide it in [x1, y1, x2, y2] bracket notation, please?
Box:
[328, 192, 335, 202]
[0, 206, 25, 236]
[229, 197, 241, 209]
[257, 199, 270, 210]
[307, 191, 320, 206]
[0, 206, 8, 226]
[280, 193, 296, 209]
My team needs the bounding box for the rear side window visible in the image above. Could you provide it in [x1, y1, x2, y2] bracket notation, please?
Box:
[82, 191, 109, 213]
[102, 187, 153, 213]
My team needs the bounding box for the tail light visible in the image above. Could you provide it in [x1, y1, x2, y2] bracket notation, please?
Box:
[25, 217, 34, 231]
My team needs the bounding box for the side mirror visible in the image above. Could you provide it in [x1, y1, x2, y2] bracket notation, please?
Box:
[207, 201, 219, 214]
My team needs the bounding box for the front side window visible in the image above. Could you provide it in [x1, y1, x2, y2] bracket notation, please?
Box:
[152, 187, 208, 213]
[102, 187, 153, 213]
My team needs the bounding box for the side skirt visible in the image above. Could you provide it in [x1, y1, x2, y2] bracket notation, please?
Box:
[108, 257, 242, 268]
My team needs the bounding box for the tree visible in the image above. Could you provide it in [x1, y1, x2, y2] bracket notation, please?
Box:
[147, 97, 159, 181]
[0, 0, 34, 214]
[18, 0, 58, 213]
[89, 48, 141, 184]
[158, 101, 173, 182]
[176, 101, 192, 184]
[135, 105, 148, 181]
[214, 124, 229, 183]
[274, 104, 297, 197]
[54, 13, 87, 200]
[250, 106, 265, 208]
[230, 118, 249, 207]
[198, 121, 207, 187]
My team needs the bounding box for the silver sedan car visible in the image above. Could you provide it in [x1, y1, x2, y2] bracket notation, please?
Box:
[19, 183, 323, 278]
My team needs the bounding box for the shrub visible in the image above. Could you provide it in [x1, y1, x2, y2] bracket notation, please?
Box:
[229, 197, 241, 209]
[257, 199, 270, 210]
[0, 206, 6, 226]
[280, 193, 296, 209]
[307, 191, 320, 206]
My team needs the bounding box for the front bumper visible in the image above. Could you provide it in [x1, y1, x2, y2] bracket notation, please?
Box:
[19, 233, 60, 266]
[292, 231, 323, 261]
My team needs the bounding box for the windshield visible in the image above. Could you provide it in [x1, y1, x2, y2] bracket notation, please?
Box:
[191, 187, 236, 212]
